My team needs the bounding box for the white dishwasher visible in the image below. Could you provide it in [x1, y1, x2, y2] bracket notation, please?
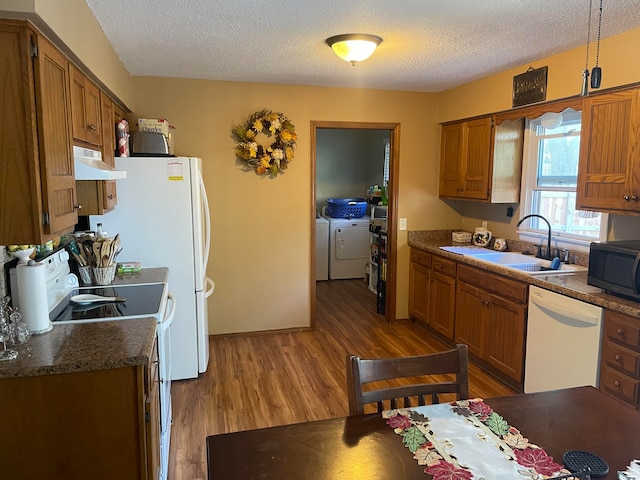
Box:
[524, 286, 604, 393]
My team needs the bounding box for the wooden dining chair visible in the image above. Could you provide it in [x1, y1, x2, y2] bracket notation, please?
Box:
[346, 344, 469, 416]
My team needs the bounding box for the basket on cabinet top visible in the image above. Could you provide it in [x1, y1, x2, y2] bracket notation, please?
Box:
[326, 198, 367, 218]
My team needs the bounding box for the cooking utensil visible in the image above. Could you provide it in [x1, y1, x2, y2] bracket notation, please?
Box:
[100, 239, 112, 267]
[93, 241, 103, 267]
[108, 234, 121, 265]
[72, 251, 86, 267]
[83, 243, 95, 266]
[70, 294, 126, 304]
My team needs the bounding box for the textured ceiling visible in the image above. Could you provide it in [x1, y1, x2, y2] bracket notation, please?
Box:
[85, 0, 640, 92]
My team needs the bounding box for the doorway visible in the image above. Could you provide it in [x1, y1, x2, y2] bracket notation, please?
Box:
[310, 121, 400, 328]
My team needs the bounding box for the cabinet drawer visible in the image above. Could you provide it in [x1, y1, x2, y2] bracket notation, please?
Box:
[605, 310, 640, 349]
[410, 248, 432, 268]
[602, 340, 640, 377]
[457, 264, 527, 304]
[432, 255, 456, 277]
[600, 365, 639, 405]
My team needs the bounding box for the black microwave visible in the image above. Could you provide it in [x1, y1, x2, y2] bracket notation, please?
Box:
[588, 240, 640, 300]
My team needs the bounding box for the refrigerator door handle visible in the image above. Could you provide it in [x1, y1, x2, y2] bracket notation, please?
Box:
[199, 173, 211, 272]
[205, 277, 215, 298]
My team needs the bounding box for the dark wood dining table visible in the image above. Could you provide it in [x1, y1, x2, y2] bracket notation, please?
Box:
[206, 386, 640, 479]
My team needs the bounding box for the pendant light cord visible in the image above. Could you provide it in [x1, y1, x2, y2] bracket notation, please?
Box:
[594, 0, 603, 68]
[585, 0, 593, 71]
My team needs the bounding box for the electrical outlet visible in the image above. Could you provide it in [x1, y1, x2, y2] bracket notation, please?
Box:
[399, 218, 407, 231]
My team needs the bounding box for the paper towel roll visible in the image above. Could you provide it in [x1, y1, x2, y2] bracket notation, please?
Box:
[16, 262, 52, 334]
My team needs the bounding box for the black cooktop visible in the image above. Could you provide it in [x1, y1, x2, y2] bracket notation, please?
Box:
[50, 283, 166, 323]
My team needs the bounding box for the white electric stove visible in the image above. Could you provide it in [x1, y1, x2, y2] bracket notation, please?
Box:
[10, 250, 174, 480]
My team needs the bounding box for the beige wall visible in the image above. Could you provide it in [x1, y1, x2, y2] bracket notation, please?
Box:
[132, 78, 458, 333]
[7, 2, 640, 333]
[437, 27, 640, 242]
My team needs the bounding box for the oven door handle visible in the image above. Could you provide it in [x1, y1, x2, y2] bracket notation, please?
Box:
[162, 292, 176, 331]
[633, 254, 640, 296]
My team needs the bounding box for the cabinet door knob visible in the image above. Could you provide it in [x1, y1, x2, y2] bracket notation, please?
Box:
[614, 380, 620, 388]
[74, 204, 82, 210]
[107, 194, 113, 199]
[623, 195, 631, 201]
[87, 123, 97, 131]
[615, 354, 622, 362]
[617, 328, 624, 336]
[632, 195, 639, 201]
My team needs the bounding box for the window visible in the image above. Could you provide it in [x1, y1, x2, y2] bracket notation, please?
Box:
[519, 108, 607, 249]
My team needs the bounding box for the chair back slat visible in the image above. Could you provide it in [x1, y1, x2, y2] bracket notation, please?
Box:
[346, 344, 469, 415]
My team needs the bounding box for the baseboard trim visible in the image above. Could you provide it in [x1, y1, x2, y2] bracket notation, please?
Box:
[210, 326, 312, 340]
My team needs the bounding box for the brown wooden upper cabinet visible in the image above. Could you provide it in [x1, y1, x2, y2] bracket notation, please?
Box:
[577, 88, 640, 214]
[0, 20, 78, 244]
[76, 92, 122, 215]
[439, 116, 524, 202]
[70, 64, 102, 147]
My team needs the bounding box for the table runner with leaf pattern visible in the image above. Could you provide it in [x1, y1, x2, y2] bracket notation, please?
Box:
[383, 399, 573, 479]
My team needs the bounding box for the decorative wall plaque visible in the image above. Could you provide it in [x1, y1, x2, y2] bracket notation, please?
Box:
[512, 66, 548, 107]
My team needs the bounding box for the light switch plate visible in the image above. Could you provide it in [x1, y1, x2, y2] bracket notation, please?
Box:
[399, 218, 407, 231]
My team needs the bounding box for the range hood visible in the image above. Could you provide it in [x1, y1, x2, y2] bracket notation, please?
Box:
[73, 146, 127, 180]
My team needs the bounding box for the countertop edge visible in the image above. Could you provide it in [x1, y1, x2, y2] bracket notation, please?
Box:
[408, 238, 640, 318]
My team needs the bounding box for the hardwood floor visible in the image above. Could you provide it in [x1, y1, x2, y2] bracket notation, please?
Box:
[168, 279, 516, 480]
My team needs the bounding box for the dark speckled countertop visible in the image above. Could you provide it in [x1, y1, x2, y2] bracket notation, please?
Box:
[408, 231, 640, 318]
[0, 268, 169, 379]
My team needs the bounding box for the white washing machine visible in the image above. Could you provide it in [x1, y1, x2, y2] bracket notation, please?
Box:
[325, 215, 371, 280]
[316, 216, 329, 281]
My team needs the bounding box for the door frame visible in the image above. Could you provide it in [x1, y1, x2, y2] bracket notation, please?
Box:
[310, 121, 400, 327]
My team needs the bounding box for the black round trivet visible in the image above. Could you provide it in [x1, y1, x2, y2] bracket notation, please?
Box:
[563, 450, 609, 477]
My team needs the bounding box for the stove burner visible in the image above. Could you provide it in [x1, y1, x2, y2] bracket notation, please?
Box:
[50, 283, 166, 323]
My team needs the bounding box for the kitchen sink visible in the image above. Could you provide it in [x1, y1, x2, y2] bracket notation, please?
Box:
[466, 251, 587, 276]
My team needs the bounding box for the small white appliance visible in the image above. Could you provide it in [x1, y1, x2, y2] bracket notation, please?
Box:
[525, 286, 603, 393]
[324, 210, 370, 280]
[316, 216, 329, 281]
[91, 156, 215, 380]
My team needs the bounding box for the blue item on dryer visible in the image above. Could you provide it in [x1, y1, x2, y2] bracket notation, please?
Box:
[326, 198, 367, 218]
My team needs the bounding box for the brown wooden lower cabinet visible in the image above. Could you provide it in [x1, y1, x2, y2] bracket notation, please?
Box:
[408, 248, 432, 325]
[600, 309, 640, 406]
[484, 294, 526, 381]
[454, 281, 486, 358]
[429, 267, 456, 339]
[455, 264, 527, 388]
[408, 250, 456, 340]
[408, 248, 527, 390]
[409, 261, 430, 324]
[0, 342, 160, 480]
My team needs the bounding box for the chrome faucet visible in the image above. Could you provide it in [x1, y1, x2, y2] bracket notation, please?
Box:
[516, 214, 553, 260]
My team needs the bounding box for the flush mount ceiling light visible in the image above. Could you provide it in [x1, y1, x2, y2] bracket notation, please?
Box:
[326, 34, 383, 66]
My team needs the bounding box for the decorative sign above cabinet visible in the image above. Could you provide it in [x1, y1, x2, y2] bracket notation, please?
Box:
[512, 66, 548, 107]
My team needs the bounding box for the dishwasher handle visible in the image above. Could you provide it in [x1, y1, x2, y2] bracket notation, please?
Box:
[529, 290, 601, 326]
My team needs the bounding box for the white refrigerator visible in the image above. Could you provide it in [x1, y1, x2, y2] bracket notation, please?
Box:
[93, 156, 214, 380]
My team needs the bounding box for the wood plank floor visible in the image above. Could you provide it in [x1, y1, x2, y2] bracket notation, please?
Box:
[168, 279, 517, 480]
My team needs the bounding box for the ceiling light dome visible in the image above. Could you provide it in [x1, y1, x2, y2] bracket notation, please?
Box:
[326, 34, 383, 66]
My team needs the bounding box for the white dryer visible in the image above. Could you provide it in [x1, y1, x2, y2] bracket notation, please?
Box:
[325, 215, 371, 280]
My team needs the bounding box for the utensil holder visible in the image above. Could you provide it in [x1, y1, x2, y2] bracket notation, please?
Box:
[93, 265, 116, 286]
[78, 266, 93, 286]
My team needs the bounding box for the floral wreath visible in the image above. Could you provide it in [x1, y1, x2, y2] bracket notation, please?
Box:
[231, 109, 297, 177]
